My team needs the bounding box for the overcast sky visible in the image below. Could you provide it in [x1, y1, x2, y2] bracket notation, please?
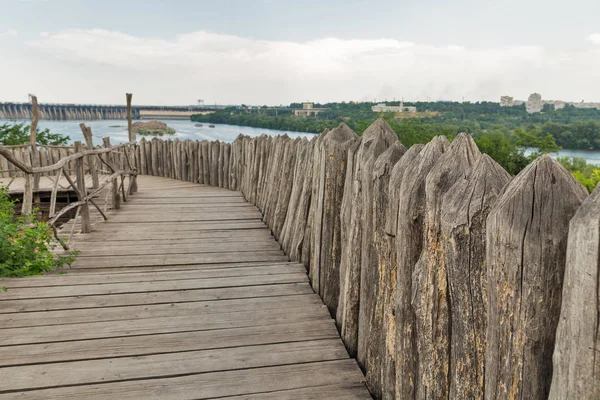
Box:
[1, 0, 599, 105]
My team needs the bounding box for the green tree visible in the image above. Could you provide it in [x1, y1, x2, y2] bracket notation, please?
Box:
[0, 186, 78, 278]
[0, 123, 70, 146]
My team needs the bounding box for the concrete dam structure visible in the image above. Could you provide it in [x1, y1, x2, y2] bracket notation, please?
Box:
[0, 102, 213, 120]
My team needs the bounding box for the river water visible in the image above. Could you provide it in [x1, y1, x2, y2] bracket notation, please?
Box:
[0, 119, 315, 145]
[2, 119, 599, 165]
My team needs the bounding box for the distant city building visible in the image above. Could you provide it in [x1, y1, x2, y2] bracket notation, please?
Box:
[293, 102, 327, 117]
[526, 93, 543, 113]
[371, 101, 417, 113]
[501, 94, 600, 113]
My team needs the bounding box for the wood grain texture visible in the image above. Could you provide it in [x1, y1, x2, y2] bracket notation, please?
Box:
[549, 184, 600, 400]
[441, 155, 511, 400]
[485, 155, 588, 400]
[0, 173, 369, 399]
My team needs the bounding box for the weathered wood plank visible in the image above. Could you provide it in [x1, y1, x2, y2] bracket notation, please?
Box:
[393, 136, 448, 399]
[0, 340, 348, 393]
[441, 155, 511, 400]
[485, 155, 588, 400]
[363, 142, 405, 398]
[549, 185, 600, 400]
[412, 133, 481, 398]
[0, 273, 307, 300]
[0, 360, 365, 400]
[0, 305, 329, 345]
[0, 294, 320, 329]
[0, 283, 313, 313]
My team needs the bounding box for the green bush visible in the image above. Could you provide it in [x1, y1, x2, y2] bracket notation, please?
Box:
[0, 186, 78, 278]
[558, 157, 600, 193]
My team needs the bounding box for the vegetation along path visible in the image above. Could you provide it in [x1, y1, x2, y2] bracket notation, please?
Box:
[0, 175, 370, 399]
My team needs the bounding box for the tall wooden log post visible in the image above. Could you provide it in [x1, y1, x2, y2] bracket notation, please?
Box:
[303, 129, 328, 277]
[485, 155, 588, 400]
[338, 118, 398, 361]
[30, 95, 40, 192]
[392, 136, 448, 399]
[412, 133, 481, 399]
[126, 93, 138, 194]
[441, 155, 511, 400]
[364, 142, 406, 398]
[103, 137, 120, 210]
[379, 143, 424, 400]
[80, 123, 99, 189]
[74, 141, 91, 233]
[280, 137, 312, 258]
[307, 123, 358, 317]
[549, 184, 600, 400]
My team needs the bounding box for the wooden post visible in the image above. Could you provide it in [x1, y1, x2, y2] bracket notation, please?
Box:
[80, 123, 99, 189]
[549, 184, 600, 400]
[74, 141, 91, 233]
[126, 93, 134, 143]
[126, 93, 137, 193]
[29, 95, 40, 192]
[485, 155, 588, 399]
[21, 173, 33, 215]
[441, 155, 511, 400]
[103, 137, 120, 210]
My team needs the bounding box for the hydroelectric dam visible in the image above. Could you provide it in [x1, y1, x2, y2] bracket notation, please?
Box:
[0, 102, 216, 120]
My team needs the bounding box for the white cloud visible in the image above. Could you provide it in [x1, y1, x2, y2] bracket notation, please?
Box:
[587, 33, 600, 44]
[16, 29, 600, 105]
[0, 29, 17, 37]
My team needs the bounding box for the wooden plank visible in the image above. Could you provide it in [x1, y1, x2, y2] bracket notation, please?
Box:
[0, 263, 305, 288]
[0, 305, 329, 345]
[72, 221, 267, 233]
[68, 236, 275, 248]
[104, 211, 262, 223]
[68, 229, 274, 242]
[0, 359, 366, 400]
[0, 320, 339, 367]
[69, 251, 289, 268]
[0, 339, 349, 393]
[64, 242, 281, 257]
[0, 273, 307, 300]
[0, 294, 321, 329]
[219, 384, 371, 399]
[0, 282, 313, 313]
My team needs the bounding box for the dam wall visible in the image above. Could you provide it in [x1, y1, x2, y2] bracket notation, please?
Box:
[0, 103, 214, 121]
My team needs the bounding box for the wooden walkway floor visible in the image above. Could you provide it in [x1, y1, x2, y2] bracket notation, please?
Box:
[0, 174, 106, 195]
[0, 175, 369, 399]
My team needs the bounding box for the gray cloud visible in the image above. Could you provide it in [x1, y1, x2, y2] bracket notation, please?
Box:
[12, 29, 600, 105]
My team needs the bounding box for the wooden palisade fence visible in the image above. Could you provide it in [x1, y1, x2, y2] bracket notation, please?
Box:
[0, 116, 597, 398]
[125, 119, 597, 400]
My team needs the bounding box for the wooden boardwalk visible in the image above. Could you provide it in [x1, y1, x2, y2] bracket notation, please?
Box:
[0, 174, 107, 195]
[0, 175, 370, 399]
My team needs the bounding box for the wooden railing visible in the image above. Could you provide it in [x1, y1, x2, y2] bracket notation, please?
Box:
[0, 140, 137, 247]
[0, 94, 138, 249]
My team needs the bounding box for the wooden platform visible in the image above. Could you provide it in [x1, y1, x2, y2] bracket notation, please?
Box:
[0, 175, 370, 399]
[0, 174, 108, 195]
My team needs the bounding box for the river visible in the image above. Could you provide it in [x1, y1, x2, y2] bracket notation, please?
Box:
[0, 119, 315, 145]
[2, 119, 600, 165]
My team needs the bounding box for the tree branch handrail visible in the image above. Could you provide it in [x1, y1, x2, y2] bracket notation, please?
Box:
[0, 143, 131, 174]
[48, 169, 124, 226]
